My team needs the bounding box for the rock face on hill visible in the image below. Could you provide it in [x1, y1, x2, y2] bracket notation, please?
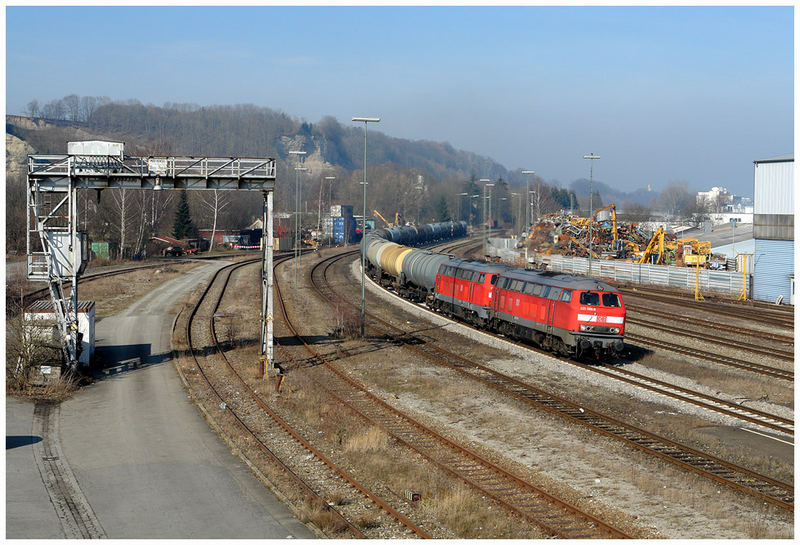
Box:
[6, 132, 34, 179]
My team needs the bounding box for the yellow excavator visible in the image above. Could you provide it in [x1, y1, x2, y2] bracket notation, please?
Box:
[637, 227, 665, 264]
[593, 204, 619, 249]
[374, 209, 402, 228]
[676, 238, 712, 267]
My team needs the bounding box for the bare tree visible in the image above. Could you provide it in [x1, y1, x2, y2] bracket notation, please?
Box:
[150, 190, 175, 237]
[42, 99, 65, 120]
[80, 96, 98, 121]
[26, 99, 39, 118]
[200, 190, 229, 252]
[63, 94, 81, 122]
[658, 181, 694, 218]
[110, 189, 136, 259]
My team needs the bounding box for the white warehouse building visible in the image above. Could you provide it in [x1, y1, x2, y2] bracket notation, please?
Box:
[752, 153, 793, 305]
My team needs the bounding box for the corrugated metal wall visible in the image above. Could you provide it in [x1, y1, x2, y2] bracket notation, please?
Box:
[534, 254, 748, 296]
[752, 238, 794, 304]
[754, 160, 794, 215]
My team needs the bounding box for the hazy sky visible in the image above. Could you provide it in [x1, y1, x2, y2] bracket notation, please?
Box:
[5, 5, 793, 196]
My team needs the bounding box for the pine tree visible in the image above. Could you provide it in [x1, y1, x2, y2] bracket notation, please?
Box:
[436, 196, 450, 222]
[172, 190, 195, 239]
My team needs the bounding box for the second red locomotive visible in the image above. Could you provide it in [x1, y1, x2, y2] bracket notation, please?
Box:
[362, 224, 626, 360]
[432, 260, 625, 359]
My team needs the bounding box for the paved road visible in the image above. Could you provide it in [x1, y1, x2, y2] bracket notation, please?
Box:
[6, 261, 314, 539]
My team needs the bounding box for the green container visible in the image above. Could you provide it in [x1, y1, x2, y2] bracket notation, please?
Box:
[91, 242, 109, 259]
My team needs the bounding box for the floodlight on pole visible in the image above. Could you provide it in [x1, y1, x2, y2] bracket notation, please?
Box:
[289, 151, 307, 288]
[583, 154, 600, 278]
[353, 116, 380, 338]
[480, 179, 493, 256]
[521, 170, 535, 229]
[511, 192, 520, 233]
[457, 192, 468, 223]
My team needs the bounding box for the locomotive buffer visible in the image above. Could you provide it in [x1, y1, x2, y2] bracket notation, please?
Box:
[27, 141, 277, 369]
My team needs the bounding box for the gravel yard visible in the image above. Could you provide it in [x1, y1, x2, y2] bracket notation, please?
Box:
[171, 246, 792, 539]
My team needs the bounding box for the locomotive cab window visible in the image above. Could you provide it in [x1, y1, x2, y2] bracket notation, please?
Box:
[478, 273, 485, 283]
[491, 275, 499, 285]
[580, 291, 600, 306]
[602, 293, 621, 307]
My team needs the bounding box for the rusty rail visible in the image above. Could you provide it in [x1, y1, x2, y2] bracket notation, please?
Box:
[317, 250, 794, 512]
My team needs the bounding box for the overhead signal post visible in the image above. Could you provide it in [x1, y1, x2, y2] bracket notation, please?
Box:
[353, 116, 380, 338]
[26, 148, 277, 370]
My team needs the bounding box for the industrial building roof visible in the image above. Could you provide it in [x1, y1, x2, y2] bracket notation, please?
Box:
[26, 300, 95, 313]
[753, 153, 793, 163]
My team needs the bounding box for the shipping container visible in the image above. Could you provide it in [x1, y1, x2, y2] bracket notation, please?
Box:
[68, 140, 124, 158]
[90, 241, 118, 260]
[331, 204, 354, 218]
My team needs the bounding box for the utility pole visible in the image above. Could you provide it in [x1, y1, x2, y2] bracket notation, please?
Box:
[480, 179, 493, 256]
[583, 154, 600, 277]
[522, 170, 535, 230]
[353, 116, 380, 338]
[289, 150, 306, 289]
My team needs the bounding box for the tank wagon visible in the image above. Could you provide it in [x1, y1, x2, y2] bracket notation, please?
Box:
[362, 220, 625, 359]
[361, 220, 467, 289]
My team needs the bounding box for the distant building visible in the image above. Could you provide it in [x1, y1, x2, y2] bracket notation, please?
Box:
[752, 153, 793, 305]
[696, 186, 733, 211]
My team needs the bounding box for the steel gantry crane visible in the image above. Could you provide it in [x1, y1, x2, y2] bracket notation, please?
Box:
[27, 142, 277, 370]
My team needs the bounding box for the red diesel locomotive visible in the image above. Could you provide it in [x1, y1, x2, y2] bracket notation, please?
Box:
[431, 259, 625, 359]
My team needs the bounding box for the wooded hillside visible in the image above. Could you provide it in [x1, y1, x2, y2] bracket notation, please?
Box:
[8, 95, 694, 257]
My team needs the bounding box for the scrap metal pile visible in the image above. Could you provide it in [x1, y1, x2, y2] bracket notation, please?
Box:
[524, 206, 717, 267]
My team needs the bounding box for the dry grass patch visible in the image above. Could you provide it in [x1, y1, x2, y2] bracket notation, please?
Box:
[343, 426, 389, 453]
[637, 352, 793, 405]
[421, 481, 531, 538]
[296, 497, 351, 535]
[80, 264, 199, 319]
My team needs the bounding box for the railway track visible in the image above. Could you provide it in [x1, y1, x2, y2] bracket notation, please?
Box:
[12, 253, 281, 310]
[625, 333, 794, 382]
[319, 249, 794, 511]
[183, 256, 429, 539]
[625, 303, 794, 346]
[299, 251, 632, 538]
[626, 316, 794, 362]
[361, 242, 794, 434]
[618, 287, 794, 330]
[590, 365, 793, 436]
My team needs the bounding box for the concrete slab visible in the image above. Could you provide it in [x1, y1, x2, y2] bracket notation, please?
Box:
[7, 261, 314, 539]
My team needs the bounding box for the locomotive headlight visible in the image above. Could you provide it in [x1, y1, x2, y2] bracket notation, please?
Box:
[580, 325, 593, 332]
[610, 327, 620, 334]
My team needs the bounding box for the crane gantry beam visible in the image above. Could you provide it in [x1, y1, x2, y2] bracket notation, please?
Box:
[27, 154, 276, 191]
[27, 147, 277, 370]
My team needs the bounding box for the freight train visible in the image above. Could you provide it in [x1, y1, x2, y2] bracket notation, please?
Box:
[362, 222, 625, 359]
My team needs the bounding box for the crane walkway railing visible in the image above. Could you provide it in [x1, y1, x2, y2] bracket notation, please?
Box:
[28, 155, 276, 191]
